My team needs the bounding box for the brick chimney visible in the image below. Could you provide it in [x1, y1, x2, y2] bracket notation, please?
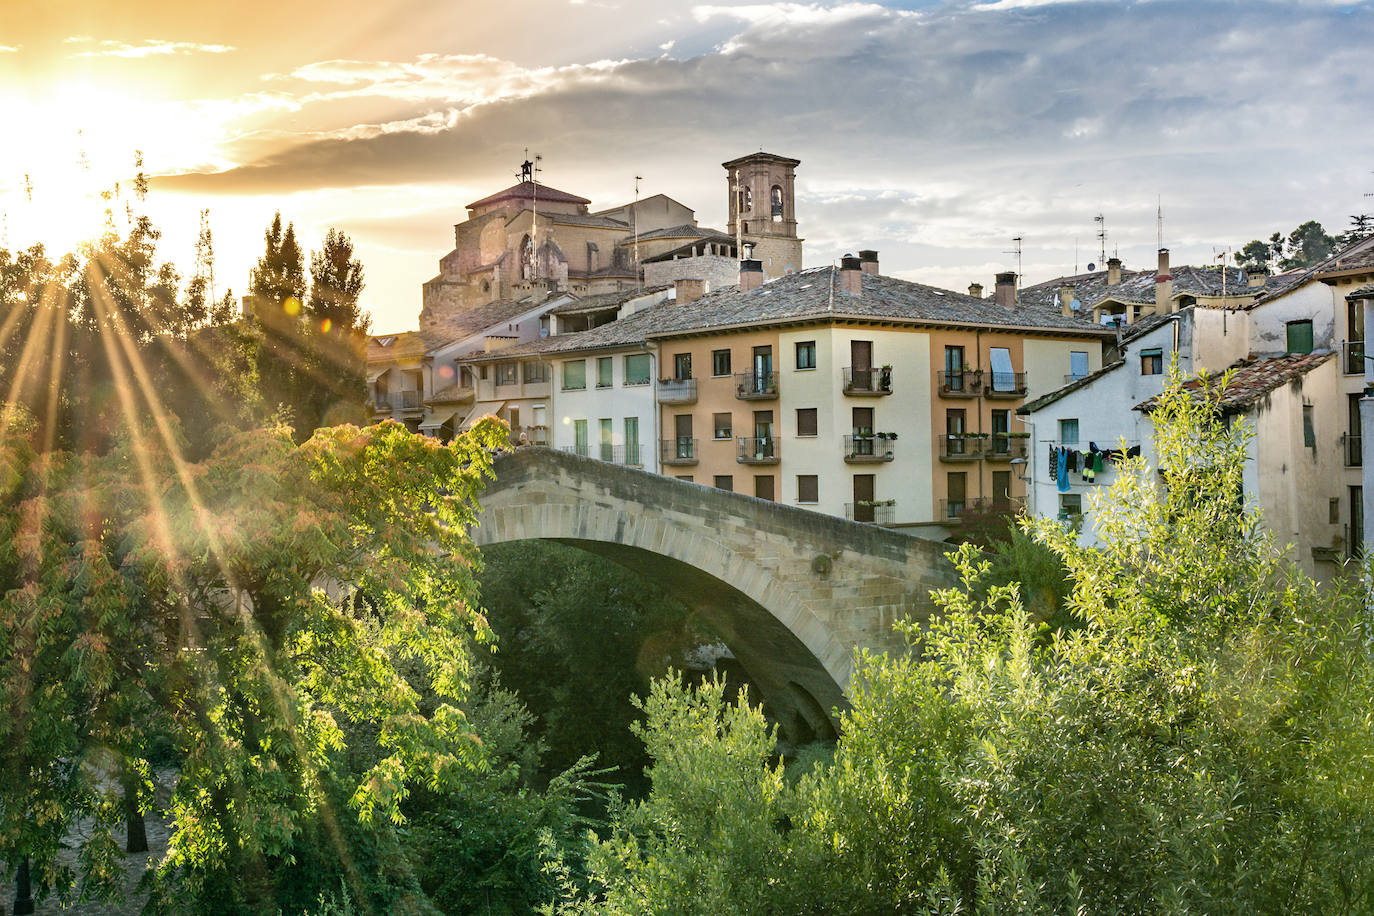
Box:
[1155, 248, 1174, 314]
[994, 271, 1016, 308]
[1059, 283, 1076, 317]
[839, 254, 863, 295]
[740, 258, 764, 292]
[968, 282, 984, 298]
[858, 249, 880, 275]
[675, 277, 706, 304]
[1107, 257, 1122, 285]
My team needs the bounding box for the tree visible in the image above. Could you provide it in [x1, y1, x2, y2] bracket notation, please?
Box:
[1336, 213, 1374, 249]
[250, 212, 307, 310]
[309, 228, 368, 333]
[1281, 219, 1337, 270]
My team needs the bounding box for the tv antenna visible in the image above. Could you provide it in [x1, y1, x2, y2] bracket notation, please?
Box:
[1156, 197, 1164, 251]
[1094, 212, 1107, 266]
[1003, 235, 1023, 293]
[634, 175, 643, 288]
[519, 150, 543, 281]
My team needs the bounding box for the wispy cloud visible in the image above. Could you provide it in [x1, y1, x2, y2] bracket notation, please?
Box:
[0, 45, 18, 53]
[66, 37, 235, 58]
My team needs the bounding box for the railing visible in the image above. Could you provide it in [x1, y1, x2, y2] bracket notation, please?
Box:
[845, 502, 896, 525]
[940, 434, 984, 460]
[656, 378, 698, 404]
[562, 443, 644, 467]
[842, 366, 893, 396]
[1343, 340, 1365, 375]
[1344, 432, 1363, 468]
[984, 371, 1028, 398]
[735, 371, 779, 400]
[375, 390, 422, 411]
[985, 434, 1029, 460]
[937, 369, 982, 397]
[736, 436, 780, 464]
[510, 425, 550, 446]
[938, 496, 1025, 522]
[843, 435, 895, 462]
[660, 438, 699, 465]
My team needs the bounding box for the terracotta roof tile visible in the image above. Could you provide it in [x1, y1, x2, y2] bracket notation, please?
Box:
[1134, 351, 1335, 414]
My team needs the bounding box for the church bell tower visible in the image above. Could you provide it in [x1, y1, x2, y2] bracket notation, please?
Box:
[724, 152, 803, 279]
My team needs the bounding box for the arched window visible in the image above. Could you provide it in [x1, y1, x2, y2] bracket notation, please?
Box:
[520, 235, 534, 280]
[771, 185, 784, 221]
[741, 185, 752, 212]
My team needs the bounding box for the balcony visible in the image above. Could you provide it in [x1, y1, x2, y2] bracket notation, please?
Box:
[845, 501, 896, 525]
[843, 435, 895, 463]
[937, 369, 982, 398]
[984, 434, 1030, 461]
[939, 496, 1025, 523]
[562, 443, 645, 467]
[510, 425, 550, 446]
[984, 372, 1028, 399]
[1344, 432, 1363, 468]
[660, 437, 699, 466]
[657, 378, 698, 405]
[940, 434, 984, 461]
[737, 436, 780, 465]
[735, 371, 779, 400]
[842, 366, 893, 396]
[1343, 340, 1365, 376]
[375, 390, 423, 412]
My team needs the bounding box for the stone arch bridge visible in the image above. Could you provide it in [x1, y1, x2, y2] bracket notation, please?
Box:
[475, 447, 956, 742]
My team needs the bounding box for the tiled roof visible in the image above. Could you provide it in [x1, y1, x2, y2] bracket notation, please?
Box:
[621, 224, 723, 243]
[1018, 359, 1127, 415]
[483, 306, 667, 359]
[1134, 351, 1335, 414]
[427, 382, 475, 404]
[643, 266, 1117, 338]
[548, 285, 672, 316]
[1320, 237, 1374, 274]
[1346, 282, 1374, 301]
[1020, 264, 1271, 312]
[466, 181, 591, 210]
[368, 296, 550, 363]
[547, 212, 628, 229]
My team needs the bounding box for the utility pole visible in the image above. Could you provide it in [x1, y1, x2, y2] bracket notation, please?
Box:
[634, 175, 643, 288]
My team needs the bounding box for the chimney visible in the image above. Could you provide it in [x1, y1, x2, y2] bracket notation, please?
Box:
[1247, 268, 1266, 288]
[968, 282, 984, 298]
[994, 271, 1016, 308]
[858, 249, 880, 275]
[839, 254, 863, 295]
[1059, 283, 1076, 317]
[1155, 248, 1174, 314]
[675, 277, 706, 304]
[740, 258, 764, 292]
[1107, 257, 1122, 285]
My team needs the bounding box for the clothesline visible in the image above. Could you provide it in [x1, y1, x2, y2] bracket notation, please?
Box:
[1048, 441, 1142, 492]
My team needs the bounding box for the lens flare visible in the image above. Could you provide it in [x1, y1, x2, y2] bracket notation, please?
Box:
[284, 297, 301, 316]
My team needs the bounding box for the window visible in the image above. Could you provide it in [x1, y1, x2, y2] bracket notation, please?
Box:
[562, 360, 586, 390]
[796, 408, 818, 437]
[1303, 405, 1316, 448]
[497, 362, 518, 386]
[573, 419, 588, 456]
[624, 417, 640, 465]
[522, 360, 547, 384]
[597, 357, 613, 388]
[797, 475, 819, 504]
[676, 475, 694, 482]
[673, 353, 693, 380]
[599, 418, 613, 461]
[944, 345, 965, 391]
[1070, 351, 1089, 380]
[714, 475, 733, 491]
[479, 365, 489, 380]
[1060, 493, 1082, 519]
[1059, 418, 1079, 445]
[988, 347, 1015, 392]
[1287, 320, 1314, 355]
[1140, 348, 1163, 375]
[946, 472, 966, 518]
[713, 412, 733, 439]
[771, 185, 784, 220]
[795, 340, 816, 370]
[946, 409, 966, 453]
[624, 353, 651, 386]
[991, 409, 1010, 454]
[674, 415, 693, 459]
[1352, 486, 1365, 558]
[712, 349, 732, 376]
[992, 470, 1011, 502]
[755, 475, 775, 501]
[1331, 497, 1341, 525]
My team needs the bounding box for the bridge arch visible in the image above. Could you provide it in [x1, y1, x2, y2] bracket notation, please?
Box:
[475, 448, 955, 739]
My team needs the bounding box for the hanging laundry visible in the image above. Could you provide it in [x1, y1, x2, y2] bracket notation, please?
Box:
[1048, 445, 1058, 479]
[1066, 449, 1078, 472]
[1056, 447, 1071, 494]
[1092, 452, 1104, 473]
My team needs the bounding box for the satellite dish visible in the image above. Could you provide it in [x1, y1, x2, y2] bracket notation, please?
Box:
[1087, 262, 1096, 272]
[539, 328, 549, 338]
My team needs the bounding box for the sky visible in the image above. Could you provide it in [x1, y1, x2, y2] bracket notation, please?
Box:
[1, 0, 1372, 332]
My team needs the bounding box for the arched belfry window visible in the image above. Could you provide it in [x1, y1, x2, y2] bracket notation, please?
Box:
[771, 185, 784, 221]
[741, 184, 752, 212]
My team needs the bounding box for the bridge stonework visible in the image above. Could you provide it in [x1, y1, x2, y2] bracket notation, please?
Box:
[475, 448, 956, 741]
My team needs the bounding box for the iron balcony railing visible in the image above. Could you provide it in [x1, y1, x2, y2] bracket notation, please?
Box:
[735, 371, 779, 400]
[562, 443, 644, 467]
[937, 369, 982, 397]
[510, 425, 550, 446]
[845, 502, 896, 525]
[737, 436, 780, 464]
[842, 366, 893, 396]
[1343, 340, 1366, 375]
[1344, 432, 1363, 468]
[940, 434, 984, 461]
[984, 371, 1028, 398]
[985, 434, 1030, 460]
[656, 378, 698, 404]
[843, 435, 895, 462]
[660, 437, 699, 465]
[939, 496, 1025, 522]
[375, 390, 422, 410]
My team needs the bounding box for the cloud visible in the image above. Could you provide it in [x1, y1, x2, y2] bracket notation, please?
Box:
[66, 38, 235, 58]
[0, 45, 18, 53]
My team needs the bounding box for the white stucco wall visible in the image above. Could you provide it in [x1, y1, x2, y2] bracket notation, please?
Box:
[550, 348, 659, 468]
[1022, 338, 1104, 401]
[1248, 279, 1334, 356]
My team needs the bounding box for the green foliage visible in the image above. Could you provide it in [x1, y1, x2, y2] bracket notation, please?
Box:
[575, 365, 1374, 914]
[309, 228, 368, 333]
[1238, 218, 1356, 272]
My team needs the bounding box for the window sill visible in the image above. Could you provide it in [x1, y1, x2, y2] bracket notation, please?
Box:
[714, 435, 732, 440]
[561, 386, 586, 392]
[624, 381, 651, 387]
[795, 367, 816, 372]
[795, 434, 818, 438]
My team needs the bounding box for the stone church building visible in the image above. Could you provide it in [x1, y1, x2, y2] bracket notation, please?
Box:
[419, 152, 803, 329]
